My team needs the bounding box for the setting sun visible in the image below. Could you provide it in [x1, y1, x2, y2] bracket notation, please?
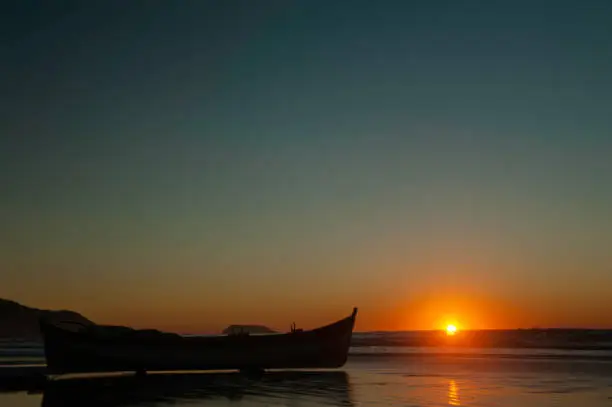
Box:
[446, 324, 457, 336]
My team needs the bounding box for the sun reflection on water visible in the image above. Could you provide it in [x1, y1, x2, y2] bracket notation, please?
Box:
[448, 379, 460, 406]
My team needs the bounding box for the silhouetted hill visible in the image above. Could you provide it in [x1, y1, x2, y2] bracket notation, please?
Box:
[0, 298, 92, 340]
[222, 325, 276, 335]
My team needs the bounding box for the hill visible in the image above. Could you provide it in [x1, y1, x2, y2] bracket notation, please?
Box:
[0, 298, 93, 340]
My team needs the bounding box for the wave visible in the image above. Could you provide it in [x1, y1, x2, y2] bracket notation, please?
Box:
[351, 330, 612, 350]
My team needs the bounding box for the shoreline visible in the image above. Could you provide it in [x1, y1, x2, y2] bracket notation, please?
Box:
[2, 348, 612, 376]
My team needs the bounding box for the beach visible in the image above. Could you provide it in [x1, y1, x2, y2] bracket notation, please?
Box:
[3, 346, 612, 407]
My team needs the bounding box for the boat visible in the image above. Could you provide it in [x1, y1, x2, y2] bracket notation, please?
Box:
[39, 308, 358, 375]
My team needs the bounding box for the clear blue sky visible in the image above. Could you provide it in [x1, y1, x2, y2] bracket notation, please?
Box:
[1, 1, 611, 331]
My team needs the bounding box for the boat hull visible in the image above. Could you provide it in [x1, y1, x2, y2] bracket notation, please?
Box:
[39, 308, 357, 374]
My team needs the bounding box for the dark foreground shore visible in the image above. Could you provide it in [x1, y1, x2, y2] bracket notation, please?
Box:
[3, 354, 612, 407]
[1, 369, 353, 407]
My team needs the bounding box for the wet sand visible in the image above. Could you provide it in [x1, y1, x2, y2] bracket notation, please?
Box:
[3, 355, 612, 407]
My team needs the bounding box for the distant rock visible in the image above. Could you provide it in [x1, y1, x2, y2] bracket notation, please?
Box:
[222, 325, 276, 335]
[0, 298, 93, 340]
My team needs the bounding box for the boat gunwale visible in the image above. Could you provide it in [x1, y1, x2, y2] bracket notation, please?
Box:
[39, 308, 358, 347]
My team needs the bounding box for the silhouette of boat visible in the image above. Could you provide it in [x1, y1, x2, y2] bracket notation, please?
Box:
[39, 308, 357, 375]
[40, 371, 353, 407]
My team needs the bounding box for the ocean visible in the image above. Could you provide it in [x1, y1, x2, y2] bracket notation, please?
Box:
[2, 332, 612, 407]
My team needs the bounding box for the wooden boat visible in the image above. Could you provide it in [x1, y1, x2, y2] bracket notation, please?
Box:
[39, 308, 357, 375]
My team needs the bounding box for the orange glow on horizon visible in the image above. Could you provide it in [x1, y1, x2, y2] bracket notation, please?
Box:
[11, 281, 612, 333]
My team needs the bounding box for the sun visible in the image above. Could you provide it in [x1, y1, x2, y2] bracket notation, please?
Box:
[446, 324, 457, 336]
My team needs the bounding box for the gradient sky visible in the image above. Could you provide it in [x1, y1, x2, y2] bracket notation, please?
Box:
[2, 1, 612, 332]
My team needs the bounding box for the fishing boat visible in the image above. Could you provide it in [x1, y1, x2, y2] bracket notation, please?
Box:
[39, 308, 357, 375]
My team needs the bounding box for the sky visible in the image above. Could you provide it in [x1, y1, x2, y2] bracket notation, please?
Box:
[1, 0, 611, 332]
